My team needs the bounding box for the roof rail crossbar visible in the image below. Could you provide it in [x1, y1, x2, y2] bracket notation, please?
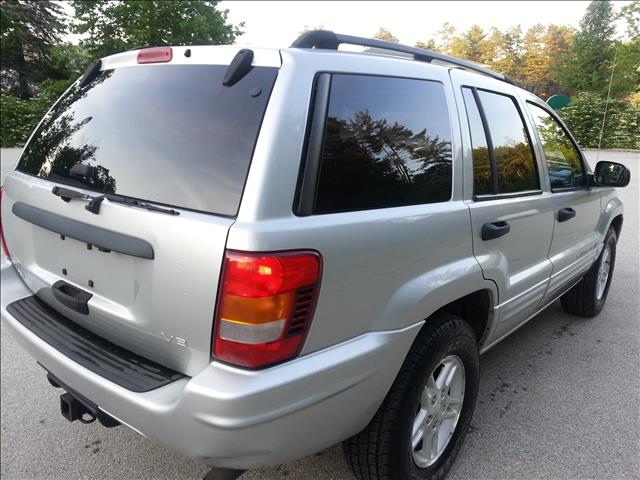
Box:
[290, 30, 516, 85]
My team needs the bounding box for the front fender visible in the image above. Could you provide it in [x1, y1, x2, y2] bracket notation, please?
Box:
[598, 190, 624, 238]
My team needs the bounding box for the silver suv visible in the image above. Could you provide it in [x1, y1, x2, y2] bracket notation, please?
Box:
[0, 31, 630, 480]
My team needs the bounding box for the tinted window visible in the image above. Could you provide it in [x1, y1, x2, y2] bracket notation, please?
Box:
[528, 103, 585, 189]
[477, 90, 539, 194]
[17, 65, 278, 216]
[314, 74, 452, 214]
[462, 88, 492, 195]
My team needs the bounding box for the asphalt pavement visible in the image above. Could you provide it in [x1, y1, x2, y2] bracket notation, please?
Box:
[1, 149, 638, 480]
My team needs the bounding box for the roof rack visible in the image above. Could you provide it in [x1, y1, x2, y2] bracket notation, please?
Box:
[290, 30, 516, 85]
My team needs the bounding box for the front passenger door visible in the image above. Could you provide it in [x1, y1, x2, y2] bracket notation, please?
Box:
[526, 101, 602, 303]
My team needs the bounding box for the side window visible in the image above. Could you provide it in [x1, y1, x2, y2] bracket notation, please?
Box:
[528, 102, 586, 189]
[462, 87, 540, 197]
[477, 90, 539, 194]
[462, 88, 492, 195]
[314, 74, 453, 214]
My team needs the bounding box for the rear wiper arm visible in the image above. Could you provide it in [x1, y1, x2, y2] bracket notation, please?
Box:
[104, 195, 179, 216]
[52, 186, 105, 214]
[52, 186, 179, 216]
[52, 186, 93, 202]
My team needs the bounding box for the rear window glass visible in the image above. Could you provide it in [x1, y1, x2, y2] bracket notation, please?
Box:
[314, 74, 453, 214]
[17, 65, 278, 216]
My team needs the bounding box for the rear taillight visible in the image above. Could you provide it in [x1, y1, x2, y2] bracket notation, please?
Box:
[213, 250, 322, 368]
[0, 187, 10, 260]
[137, 46, 173, 64]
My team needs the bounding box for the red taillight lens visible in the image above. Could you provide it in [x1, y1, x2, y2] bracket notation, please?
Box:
[137, 46, 173, 64]
[0, 187, 10, 260]
[213, 250, 321, 368]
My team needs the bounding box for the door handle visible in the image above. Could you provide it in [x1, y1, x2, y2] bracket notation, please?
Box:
[481, 221, 511, 241]
[557, 207, 576, 222]
[52, 281, 93, 315]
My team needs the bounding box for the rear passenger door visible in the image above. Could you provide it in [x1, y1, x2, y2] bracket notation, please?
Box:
[524, 100, 602, 302]
[450, 71, 555, 340]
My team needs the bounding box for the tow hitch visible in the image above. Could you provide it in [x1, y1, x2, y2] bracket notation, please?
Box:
[60, 392, 96, 424]
[46, 371, 120, 428]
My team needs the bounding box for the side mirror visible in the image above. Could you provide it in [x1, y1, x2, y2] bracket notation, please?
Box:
[593, 161, 630, 187]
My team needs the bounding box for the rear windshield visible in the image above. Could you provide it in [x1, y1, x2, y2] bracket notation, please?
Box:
[17, 64, 278, 216]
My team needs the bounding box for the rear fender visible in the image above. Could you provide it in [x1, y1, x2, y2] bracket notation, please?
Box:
[375, 257, 497, 334]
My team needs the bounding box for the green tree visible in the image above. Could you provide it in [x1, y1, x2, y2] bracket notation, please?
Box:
[416, 23, 458, 54]
[619, 0, 640, 40]
[47, 43, 92, 80]
[521, 24, 547, 89]
[609, 40, 640, 98]
[558, 92, 640, 149]
[449, 25, 488, 63]
[373, 27, 399, 43]
[71, 0, 243, 59]
[544, 25, 574, 92]
[0, 0, 66, 98]
[415, 39, 438, 51]
[558, 0, 616, 94]
[487, 26, 524, 79]
[611, 1, 640, 98]
[436, 22, 457, 56]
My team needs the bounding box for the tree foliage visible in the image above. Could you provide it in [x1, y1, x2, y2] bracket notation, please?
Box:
[0, 0, 66, 98]
[415, 23, 574, 96]
[557, 0, 617, 95]
[71, 0, 243, 58]
[619, 0, 640, 41]
[373, 27, 399, 43]
[559, 93, 640, 149]
[47, 43, 92, 80]
[0, 78, 73, 146]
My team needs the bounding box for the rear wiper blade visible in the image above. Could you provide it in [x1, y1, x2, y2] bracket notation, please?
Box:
[51, 186, 179, 216]
[104, 195, 179, 216]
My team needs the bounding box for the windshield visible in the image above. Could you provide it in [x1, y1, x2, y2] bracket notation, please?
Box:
[17, 64, 278, 216]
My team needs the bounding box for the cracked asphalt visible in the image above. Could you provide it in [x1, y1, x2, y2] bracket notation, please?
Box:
[1, 149, 638, 480]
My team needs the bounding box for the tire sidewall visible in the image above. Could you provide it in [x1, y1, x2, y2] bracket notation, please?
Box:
[593, 229, 617, 311]
[395, 318, 479, 480]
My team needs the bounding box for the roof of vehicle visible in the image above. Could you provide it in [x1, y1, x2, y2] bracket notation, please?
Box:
[96, 31, 520, 93]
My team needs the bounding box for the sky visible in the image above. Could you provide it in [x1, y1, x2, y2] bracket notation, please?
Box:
[218, 1, 634, 48]
[59, 1, 634, 46]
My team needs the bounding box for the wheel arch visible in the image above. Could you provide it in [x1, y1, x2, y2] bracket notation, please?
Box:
[610, 214, 623, 239]
[432, 290, 493, 343]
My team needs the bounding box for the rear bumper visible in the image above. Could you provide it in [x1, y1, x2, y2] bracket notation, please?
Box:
[1, 263, 422, 469]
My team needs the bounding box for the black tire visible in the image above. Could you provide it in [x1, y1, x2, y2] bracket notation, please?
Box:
[343, 314, 479, 480]
[561, 227, 617, 318]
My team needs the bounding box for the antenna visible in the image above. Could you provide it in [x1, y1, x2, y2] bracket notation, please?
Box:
[596, 43, 619, 163]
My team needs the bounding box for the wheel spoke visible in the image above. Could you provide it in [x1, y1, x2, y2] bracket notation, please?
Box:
[420, 426, 438, 460]
[436, 360, 457, 390]
[422, 376, 437, 406]
[412, 409, 427, 449]
[429, 428, 439, 458]
[444, 394, 462, 407]
[442, 407, 459, 420]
